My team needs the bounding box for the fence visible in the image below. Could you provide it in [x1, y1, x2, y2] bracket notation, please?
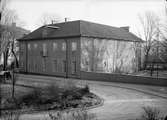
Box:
[80, 71, 167, 86]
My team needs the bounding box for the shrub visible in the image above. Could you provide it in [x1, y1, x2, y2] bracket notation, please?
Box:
[61, 89, 82, 102]
[41, 85, 62, 103]
[139, 106, 162, 120]
[48, 110, 97, 120]
[61, 85, 90, 101]
[80, 85, 90, 95]
[2, 110, 21, 120]
[17, 88, 42, 107]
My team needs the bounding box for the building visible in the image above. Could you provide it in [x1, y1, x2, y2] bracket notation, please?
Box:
[18, 20, 143, 78]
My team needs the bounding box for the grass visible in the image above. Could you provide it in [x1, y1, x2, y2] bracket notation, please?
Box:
[137, 106, 165, 120]
[48, 109, 97, 120]
[1, 110, 21, 120]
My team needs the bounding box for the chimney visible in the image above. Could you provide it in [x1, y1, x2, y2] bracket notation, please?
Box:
[51, 20, 57, 24]
[12, 22, 16, 27]
[65, 18, 67, 22]
[120, 26, 129, 32]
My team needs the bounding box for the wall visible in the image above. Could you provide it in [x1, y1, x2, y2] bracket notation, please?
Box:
[81, 37, 142, 74]
[19, 37, 80, 78]
[19, 41, 27, 72]
[81, 71, 167, 86]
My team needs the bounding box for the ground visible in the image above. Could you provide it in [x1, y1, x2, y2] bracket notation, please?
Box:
[4, 74, 167, 120]
[89, 83, 167, 120]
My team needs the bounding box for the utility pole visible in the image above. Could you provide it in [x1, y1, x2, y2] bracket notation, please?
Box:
[156, 42, 159, 78]
[156, 27, 160, 79]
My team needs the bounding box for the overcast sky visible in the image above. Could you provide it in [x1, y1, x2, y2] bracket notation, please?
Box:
[8, 0, 166, 34]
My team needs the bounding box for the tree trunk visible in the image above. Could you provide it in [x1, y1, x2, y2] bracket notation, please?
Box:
[3, 49, 9, 71]
[143, 52, 149, 70]
[11, 40, 19, 68]
[12, 70, 15, 98]
[12, 50, 19, 68]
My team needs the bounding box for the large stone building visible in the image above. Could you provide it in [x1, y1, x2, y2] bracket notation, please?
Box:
[18, 20, 143, 78]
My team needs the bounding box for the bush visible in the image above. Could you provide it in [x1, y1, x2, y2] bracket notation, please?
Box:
[80, 85, 90, 95]
[2, 110, 21, 120]
[139, 106, 163, 120]
[17, 88, 42, 107]
[41, 85, 62, 103]
[61, 85, 90, 101]
[48, 110, 97, 120]
[62, 88, 82, 100]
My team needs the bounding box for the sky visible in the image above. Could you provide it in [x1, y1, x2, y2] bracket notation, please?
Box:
[8, 0, 166, 35]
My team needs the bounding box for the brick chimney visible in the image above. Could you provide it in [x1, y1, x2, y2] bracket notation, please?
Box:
[120, 26, 129, 32]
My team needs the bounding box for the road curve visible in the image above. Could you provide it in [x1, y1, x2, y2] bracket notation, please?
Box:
[16, 74, 167, 120]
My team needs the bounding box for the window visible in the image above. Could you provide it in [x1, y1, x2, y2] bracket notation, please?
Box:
[71, 61, 77, 74]
[42, 59, 46, 72]
[62, 42, 66, 51]
[53, 60, 57, 72]
[28, 43, 31, 50]
[19, 44, 24, 56]
[21, 62, 24, 68]
[72, 42, 77, 51]
[20, 43, 24, 51]
[62, 60, 66, 73]
[42, 43, 47, 56]
[20, 51, 24, 55]
[34, 61, 37, 71]
[19, 57, 24, 68]
[53, 42, 57, 51]
[34, 43, 38, 49]
[28, 61, 31, 72]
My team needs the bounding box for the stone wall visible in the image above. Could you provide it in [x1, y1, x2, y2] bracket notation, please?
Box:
[81, 37, 142, 74]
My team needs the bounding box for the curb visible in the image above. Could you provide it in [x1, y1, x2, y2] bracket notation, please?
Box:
[79, 80, 167, 99]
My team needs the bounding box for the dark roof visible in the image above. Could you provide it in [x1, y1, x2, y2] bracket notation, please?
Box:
[19, 20, 143, 42]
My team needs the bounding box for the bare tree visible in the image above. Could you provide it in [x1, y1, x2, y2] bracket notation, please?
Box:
[0, 10, 19, 70]
[0, 0, 21, 101]
[37, 13, 63, 26]
[138, 11, 160, 69]
[160, 1, 167, 63]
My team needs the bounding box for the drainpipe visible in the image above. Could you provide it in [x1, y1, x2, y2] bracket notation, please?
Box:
[65, 39, 68, 78]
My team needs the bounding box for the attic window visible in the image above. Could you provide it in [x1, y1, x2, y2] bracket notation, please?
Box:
[46, 25, 59, 29]
[42, 25, 59, 37]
